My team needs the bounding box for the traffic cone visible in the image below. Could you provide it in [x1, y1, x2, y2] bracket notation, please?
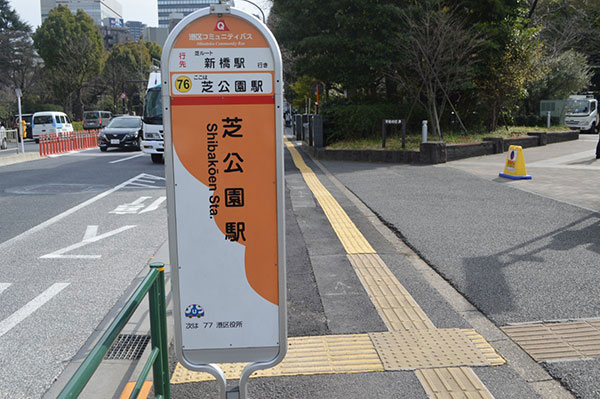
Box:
[499, 145, 532, 180]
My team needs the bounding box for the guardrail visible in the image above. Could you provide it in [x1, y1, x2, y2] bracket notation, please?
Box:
[58, 263, 171, 399]
[4, 129, 19, 141]
[39, 130, 99, 156]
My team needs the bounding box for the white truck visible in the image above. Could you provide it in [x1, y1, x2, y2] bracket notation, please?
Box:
[564, 94, 599, 133]
[141, 71, 165, 163]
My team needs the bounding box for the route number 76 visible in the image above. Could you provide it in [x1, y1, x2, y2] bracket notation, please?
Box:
[175, 76, 192, 93]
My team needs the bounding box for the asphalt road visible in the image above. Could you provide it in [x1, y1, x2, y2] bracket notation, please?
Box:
[322, 142, 599, 326]
[0, 149, 167, 399]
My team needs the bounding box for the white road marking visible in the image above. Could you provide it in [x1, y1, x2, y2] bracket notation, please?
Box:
[109, 153, 144, 164]
[0, 174, 161, 251]
[40, 225, 136, 259]
[63, 153, 136, 157]
[82, 225, 99, 241]
[0, 283, 69, 338]
[126, 182, 160, 189]
[139, 196, 166, 214]
[0, 283, 11, 295]
[140, 174, 165, 181]
[110, 196, 152, 214]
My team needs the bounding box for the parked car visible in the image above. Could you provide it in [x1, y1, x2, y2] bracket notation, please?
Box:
[98, 115, 142, 152]
[13, 114, 33, 139]
[31, 111, 73, 142]
[83, 110, 112, 130]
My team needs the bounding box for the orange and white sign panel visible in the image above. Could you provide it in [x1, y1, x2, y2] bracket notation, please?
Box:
[166, 12, 282, 357]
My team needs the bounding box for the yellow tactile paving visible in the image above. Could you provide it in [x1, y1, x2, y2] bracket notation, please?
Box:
[462, 329, 506, 366]
[171, 334, 384, 383]
[171, 330, 502, 384]
[348, 253, 435, 330]
[284, 139, 375, 254]
[370, 329, 491, 370]
[416, 367, 494, 399]
[502, 320, 600, 361]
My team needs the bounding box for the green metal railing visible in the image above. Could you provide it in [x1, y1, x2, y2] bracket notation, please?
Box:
[58, 262, 171, 399]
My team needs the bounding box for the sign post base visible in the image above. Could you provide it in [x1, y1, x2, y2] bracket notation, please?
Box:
[226, 386, 240, 399]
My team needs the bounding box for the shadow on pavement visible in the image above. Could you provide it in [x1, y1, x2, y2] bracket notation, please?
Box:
[463, 214, 600, 317]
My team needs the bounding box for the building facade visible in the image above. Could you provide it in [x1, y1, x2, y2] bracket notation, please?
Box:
[125, 21, 146, 42]
[142, 26, 169, 47]
[157, 0, 219, 28]
[40, 0, 123, 26]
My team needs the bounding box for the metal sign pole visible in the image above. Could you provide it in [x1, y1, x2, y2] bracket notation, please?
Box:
[162, 2, 287, 398]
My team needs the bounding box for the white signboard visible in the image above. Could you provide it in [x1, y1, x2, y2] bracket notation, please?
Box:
[163, 7, 286, 368]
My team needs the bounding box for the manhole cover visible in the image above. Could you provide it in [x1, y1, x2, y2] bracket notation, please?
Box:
[105, 334, 151, 360]
[6, 183, 109, 195]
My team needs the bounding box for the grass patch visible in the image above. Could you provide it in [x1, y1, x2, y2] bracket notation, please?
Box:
[327, 126, 571, 151]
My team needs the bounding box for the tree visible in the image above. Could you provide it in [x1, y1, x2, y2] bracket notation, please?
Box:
[475, 16, 545, 130]
[393, 0, 481, 138]
[0, 0, 39, 94]
[141, 40, 162, 64]
[530, 0, 600, 91]
[271, 0, 399, 99]
[525, 50, 591, 113]
[103, 42, 152, 113]
[33, 5, 104, 119]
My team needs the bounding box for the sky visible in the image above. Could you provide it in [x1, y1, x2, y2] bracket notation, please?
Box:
[9, 0, 271, 29]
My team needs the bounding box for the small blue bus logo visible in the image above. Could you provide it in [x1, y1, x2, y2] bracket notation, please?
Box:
[185, 304, 205, 318]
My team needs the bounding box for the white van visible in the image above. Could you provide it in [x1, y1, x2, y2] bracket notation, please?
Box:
[32, 111, 73, 142]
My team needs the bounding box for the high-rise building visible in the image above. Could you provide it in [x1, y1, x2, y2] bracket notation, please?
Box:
[157, 0, 219, 28]
[142, 26, 169, 47]
[40, 0, 123, 26]
[125, 21, 146, 42]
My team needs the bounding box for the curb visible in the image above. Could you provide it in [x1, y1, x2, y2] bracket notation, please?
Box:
[0, 152, 42, 167]
[302, 131, 579, 165]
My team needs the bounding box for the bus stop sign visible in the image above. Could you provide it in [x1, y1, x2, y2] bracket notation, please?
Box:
[162, 3, 286, 377]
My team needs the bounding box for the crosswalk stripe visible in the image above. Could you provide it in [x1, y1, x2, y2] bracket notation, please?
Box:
[0, 283, 70, 338]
